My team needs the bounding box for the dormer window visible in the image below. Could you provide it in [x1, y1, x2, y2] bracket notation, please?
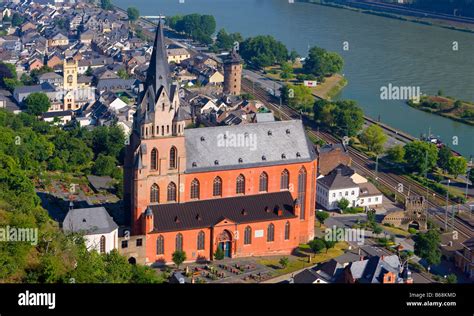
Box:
[296, 152, 301, 158]
[238, 158, 243, 163]
[267, 130, 272, 136]
[214, 160, 219, 165]
[286, 129, 291, 134]
[281, 154, 286, 159]
[192, 162, 197, 167]
[262, 155, 266, 161]
[201, 136, 205, 141]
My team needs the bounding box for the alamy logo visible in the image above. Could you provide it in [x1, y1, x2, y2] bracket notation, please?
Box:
[18, 291, 56, 310]
[0, 226, 38, 246]
[324, 225, 365, 245]
[216, 131, 257, 151]
[380, 83, 421, 101]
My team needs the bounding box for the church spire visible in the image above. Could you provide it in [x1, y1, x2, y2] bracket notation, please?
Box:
[145, 19, 171, 96]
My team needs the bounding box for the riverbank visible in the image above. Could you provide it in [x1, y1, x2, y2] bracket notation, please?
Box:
[407, 96, 474, 127]
[302, 0, 474, 34]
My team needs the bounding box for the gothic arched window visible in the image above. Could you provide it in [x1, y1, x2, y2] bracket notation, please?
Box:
[169, 146, 177, 169]
[259, 172, 268, 192]
[280, 169, 289, 190]
[150, 148, 158, 170]
[156, 235, 164, 255]
[176, 233, 183, 252]
[298, 167, 307, 220]
[213, 177, 222, 197]
[197, 231, 205, 250]
[236, 174, 245, 194]
[285, 221, 290, 240]
[190, 178, 200, 199]
[167, 182, 177, 202]
[244, 226, 252, 245]
[150, 183, 159, 203]
[100, 235, 106, 253]
[267, 224, 275, 242]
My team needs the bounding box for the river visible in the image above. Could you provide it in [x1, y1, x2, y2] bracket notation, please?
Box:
[115, 0, 474, 157]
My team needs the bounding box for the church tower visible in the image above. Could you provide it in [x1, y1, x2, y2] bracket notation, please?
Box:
[223, 48, 243, 96]
[124, 21, 188, 234]
[63, 57, 78, 110]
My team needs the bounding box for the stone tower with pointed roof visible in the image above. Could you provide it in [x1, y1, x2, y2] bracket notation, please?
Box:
[124, 21, 188, 233]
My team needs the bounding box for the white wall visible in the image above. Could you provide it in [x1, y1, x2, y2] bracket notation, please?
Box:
[85, 229, 118, 254]
[357, 195, 383, 208]
[317, 184, 360, 210]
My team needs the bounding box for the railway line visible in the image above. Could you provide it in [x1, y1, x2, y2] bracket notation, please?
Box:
[242, 78, 472, 240]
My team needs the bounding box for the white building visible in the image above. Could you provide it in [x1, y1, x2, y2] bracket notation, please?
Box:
[63, 206, 118, 254]
[317, 165, 383, 211]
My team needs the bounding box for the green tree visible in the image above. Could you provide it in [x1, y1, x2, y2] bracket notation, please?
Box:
[373, 225, 383, 236]
[303, 46, 343, 77]
[313, 99, 364, 137]
[117, 68, 130, 79]
[11, 13, 24, 27]
[280, 62, 293, 80]
[337, 197, 350, 211]
[100, 0, 113, 11]
[172, 250, 187, 269]
[386, 145, 405, 163]
[127, 7, 140, 22]
[324, 239, 336, 253]
[309, 238, 326, 254]
[437, 146, 453, 172]
[445, 273, 457, 284]
[25, 92, 51, 115]
[283, 84, 313, 113]
[279, 257, 289, 269]
[316, 211, 329, 226]
[359, 124, 387, 154]
[404, 141, 438, 174]
[214, 246, 224, 260]
[447, 156, 467, 178]
[240, 35, 289, 68]
[214, 29, 241, 51]
[92, 154, 117, 176]
[289, 49, 300, 63]
[414, 230, 441, 266]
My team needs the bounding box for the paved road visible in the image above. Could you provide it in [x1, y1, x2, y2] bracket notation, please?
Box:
[243, 69, 282, 98]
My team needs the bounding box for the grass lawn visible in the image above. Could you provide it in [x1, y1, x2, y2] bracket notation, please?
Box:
[257, 242, 349, 277]
[383, 225, 411, 237]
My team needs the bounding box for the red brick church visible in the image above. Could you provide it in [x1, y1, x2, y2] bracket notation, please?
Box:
[124, 21, 318, 264]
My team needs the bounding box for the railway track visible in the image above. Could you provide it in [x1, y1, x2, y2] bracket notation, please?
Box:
[242, 78, 472, 239]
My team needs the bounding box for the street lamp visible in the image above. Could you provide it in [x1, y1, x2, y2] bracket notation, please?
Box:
[445, 179, 450, 232]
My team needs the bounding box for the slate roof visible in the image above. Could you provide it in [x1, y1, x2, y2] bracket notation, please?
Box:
[149, 191, 296, 232]
[463, 237, 474, 251]
[318, 167, 358, 190]
[184, 120, 316, 173]
[14, 82, 56, 94]
[348, 255, 400, 283]
[42, 110, 72, 118]
[63, 207, 118, 235]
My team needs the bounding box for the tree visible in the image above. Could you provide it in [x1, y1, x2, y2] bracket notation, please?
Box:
[309, 238, 326, 254]
[117, 68, 130, 79]
[437, 146, 453, 172]
[445, 274, 457, 284]
[214, 29, 242, 51]
[359, 124, 387, 154]
[324, 240, 336, 253]
[289, 49, 300, 63]
[313, 99, 364, 137]
[404, 141, 438, 174]
[316, 211, 329, 226]
[373, 225, 383, 236]
[92, 154, 117, 176]
[100, 0, 113, 11]
[337, 197, 350, 211]
[127, 7, 139, 22]
[25, 92, 51, 115]
[168, 14, 216, 45]
[240, 35, 288, 68]
[279, 257, 289, 269]
[213, 247, 224, 260]
[447, 156, 467, 178]
[282, 84, 313, 113]
[280, 62, 293, 80]
[414, 230, 441, 266]
[172, 250, 186, 269]
[303, 46, 343, 77]
[11, 13, 24, 27]
[386, 145, 405, 163]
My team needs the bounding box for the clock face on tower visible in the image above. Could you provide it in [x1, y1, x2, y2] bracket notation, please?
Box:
[67, 75, 73, 83]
